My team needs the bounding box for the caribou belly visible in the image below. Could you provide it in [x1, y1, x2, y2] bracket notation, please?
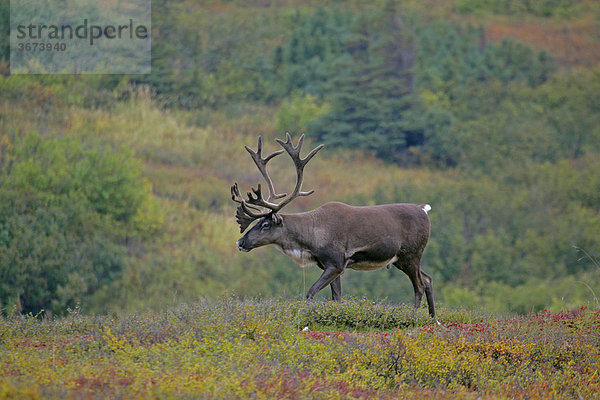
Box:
[347, 255, 398, 271]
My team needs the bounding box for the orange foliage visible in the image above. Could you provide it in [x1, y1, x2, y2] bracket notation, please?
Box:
[485, 17, 600, 67]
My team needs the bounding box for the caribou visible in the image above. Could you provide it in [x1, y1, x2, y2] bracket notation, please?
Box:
[231, 134, 437, 320]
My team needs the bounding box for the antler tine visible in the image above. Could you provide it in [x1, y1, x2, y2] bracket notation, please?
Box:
[231, 182, 243, 203]
[275, 133, 324, 171]
[232, 182, 278, 217]
[245, 184, 282, 210]
[245, 135, 287, 201]
[233, 181, 262, 232]
[235, 207, 256, 233]
[231, 183, 258, 209]
[274, 133, 324, 210]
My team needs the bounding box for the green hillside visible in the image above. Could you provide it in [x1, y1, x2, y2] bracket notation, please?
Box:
[0, 0, 599, 316]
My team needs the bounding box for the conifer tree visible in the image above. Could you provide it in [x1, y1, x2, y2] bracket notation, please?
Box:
[309, 2, 425, 163]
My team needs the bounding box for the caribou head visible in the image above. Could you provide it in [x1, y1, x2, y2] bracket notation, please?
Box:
[231, 133, 322, 252]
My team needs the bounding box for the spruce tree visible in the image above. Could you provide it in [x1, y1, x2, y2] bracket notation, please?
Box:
[309, 2, 425, 164]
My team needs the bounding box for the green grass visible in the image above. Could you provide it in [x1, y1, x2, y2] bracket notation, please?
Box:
[1, 298, 598, 399]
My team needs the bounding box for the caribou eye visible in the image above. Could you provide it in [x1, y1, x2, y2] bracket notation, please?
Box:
[260, 221, 271, 230]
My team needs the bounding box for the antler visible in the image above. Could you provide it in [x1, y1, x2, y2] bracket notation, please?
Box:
[273, 133, 324, 212]
[231, 133, 323, 232]
[231, 182, 268, 232]
[244, 136, 286, 202]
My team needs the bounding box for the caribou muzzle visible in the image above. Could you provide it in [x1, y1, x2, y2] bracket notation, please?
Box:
[236, 238, 252, 252]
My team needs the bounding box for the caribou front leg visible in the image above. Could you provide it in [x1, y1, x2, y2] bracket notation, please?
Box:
[330, 276, 342, 301]
[307, 265, 343, 300]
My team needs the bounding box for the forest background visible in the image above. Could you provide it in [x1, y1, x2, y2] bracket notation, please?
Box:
[1, 0, 599, 316]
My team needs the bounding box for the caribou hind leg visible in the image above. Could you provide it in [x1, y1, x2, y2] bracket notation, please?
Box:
[330, 276, 342, 301]
[421, 269, 437, 320]
[394, 259, 422, 309]
[394, 257, 437, 321]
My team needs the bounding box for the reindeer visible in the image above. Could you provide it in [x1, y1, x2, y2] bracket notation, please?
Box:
[231, 134, 437, 320]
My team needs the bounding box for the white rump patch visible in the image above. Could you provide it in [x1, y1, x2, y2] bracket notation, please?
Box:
[422, 204, 432, 214]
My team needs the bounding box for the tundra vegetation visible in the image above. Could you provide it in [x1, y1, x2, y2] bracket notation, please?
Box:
[1, 0, 600, 396]
[1, 299, 599, 399]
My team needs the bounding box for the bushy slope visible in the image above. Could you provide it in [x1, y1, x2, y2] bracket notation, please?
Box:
[0, 0, 599, 315]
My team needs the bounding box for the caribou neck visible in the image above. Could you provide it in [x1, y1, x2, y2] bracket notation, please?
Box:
[276, 212, 320, 251]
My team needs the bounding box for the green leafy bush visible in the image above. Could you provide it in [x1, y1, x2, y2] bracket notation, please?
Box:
[276, 92, 331, 134]
[0, 132, 161, 315]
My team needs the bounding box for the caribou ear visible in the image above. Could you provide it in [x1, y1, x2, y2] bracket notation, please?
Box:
[271, 213, 282, 225]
